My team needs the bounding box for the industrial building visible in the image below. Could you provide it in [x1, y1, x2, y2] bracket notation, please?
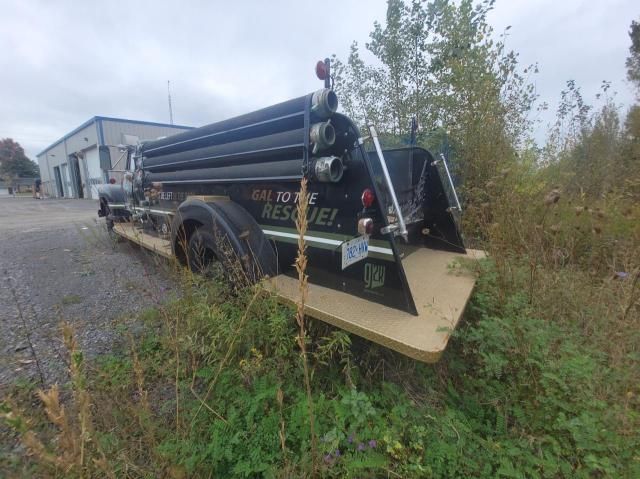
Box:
[36, 117, 192, 199]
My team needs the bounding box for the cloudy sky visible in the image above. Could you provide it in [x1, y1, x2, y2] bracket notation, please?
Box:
[1, 0, 638, 160]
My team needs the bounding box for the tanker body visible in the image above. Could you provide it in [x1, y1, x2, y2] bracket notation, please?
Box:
[97, 65, 480, 362]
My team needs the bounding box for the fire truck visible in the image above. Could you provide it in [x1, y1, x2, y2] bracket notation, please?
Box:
[97, 60, 481, 362]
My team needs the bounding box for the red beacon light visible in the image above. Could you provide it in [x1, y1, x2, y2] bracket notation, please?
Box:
[315, 58, 331, 88]
[315, 60, 328, 80]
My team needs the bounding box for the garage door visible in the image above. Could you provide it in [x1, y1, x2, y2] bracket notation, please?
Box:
[84, 147, 105, 199]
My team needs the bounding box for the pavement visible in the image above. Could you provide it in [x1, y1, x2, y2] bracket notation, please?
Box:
[0, 196, 98, 233]
[0, 197, 175, 389]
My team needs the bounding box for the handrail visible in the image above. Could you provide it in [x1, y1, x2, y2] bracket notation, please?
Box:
[439, 153, 462, 212]
[368, 126, 408, 241]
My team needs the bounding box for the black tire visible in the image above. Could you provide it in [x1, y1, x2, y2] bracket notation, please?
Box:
[103, 203, 124, 243]
[187, 227, 224, 278]
[104, 205, 116, 234]
[178, 201, 277, 284]
[107, 220, 124, 243]
[100, 199, 114, 230]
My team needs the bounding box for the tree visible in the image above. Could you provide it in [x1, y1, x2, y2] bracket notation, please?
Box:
[332, 0, 536, 231]
[626, 19, 640, 96]
[0, 138, 39, 179]
[544, 18, 640, 198]
[624, 19, 640, 196]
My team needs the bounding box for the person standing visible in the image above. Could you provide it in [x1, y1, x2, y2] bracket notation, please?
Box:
[34, 178, 41, 199]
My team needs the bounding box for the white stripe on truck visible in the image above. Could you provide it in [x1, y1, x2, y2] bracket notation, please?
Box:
[261, 229, 393, 256]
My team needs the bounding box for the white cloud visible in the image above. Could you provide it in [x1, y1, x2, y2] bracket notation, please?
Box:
[0, 0, 637, 159]
[487, 0, 637, 139]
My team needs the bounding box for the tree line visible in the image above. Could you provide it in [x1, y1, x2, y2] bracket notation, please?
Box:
[0, 138, 39, 183]
[332, 0, 639, 237]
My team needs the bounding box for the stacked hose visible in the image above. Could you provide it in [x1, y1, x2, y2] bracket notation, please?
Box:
[142, 89, 343, 183]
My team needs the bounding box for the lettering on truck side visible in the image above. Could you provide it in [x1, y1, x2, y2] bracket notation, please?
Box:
[364, 263, 386, 289]
[261, 203, 338, 226]
[251, 188, 318, 205]
[252, 187, 336, 226]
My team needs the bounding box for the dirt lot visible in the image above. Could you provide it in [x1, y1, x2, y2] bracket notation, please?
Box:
[0, 197, 175, 390]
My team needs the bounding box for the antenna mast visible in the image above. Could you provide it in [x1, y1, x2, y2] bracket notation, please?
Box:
[167, 80, 174, 125]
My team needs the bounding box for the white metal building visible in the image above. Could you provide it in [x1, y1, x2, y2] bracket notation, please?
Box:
[36, 117, 193, 199]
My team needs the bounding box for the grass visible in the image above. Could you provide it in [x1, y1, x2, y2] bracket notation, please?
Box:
[4, 261, 637, 477]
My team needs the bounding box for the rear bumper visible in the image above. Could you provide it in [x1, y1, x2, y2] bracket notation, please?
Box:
[268, 247, 484, 363]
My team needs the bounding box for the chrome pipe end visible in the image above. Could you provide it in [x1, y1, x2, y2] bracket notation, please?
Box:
[310, 156, 344, 183]
[311, 89, 338, 118]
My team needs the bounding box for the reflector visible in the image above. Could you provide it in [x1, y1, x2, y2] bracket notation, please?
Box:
[315, 60, 328, 80]
[358, 217, 374, 235]
[361, 188, 375, 208]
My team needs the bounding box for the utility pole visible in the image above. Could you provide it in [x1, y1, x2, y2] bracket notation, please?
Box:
[167, 80, 174, 125]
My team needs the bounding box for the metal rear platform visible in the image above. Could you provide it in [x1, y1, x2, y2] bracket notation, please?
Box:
[113, 222, 482, 363]
[269, 248, 483, 363]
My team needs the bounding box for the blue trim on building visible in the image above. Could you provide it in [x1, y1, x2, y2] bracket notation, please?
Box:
[37, 116, 194, 157]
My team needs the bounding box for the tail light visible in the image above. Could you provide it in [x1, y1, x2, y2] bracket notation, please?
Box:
[109, 178, 116, 184]
[361, 188, 375, 208]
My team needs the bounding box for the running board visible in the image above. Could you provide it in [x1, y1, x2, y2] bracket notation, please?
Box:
[113, 223, 173, 259]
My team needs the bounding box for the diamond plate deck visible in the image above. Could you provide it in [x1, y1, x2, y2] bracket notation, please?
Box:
[268, 248, 483, 363]
[113, 223, 173, 259]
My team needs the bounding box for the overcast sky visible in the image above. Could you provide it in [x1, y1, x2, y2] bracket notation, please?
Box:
[1, 0, 638, 160]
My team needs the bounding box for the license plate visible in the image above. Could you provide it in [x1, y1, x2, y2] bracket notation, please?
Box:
[341, 235, 369, 270]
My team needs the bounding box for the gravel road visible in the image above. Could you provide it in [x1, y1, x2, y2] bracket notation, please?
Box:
[0, 197, 176, 390]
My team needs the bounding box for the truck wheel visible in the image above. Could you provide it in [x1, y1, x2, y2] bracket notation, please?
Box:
[103, 204, 123, 243]
[175, 199, 278, 284]
[187, 227, 223, 277]
[101, 200, 113, 228]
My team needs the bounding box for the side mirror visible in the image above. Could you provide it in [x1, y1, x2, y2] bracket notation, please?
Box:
[98, 146, 111, 170]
